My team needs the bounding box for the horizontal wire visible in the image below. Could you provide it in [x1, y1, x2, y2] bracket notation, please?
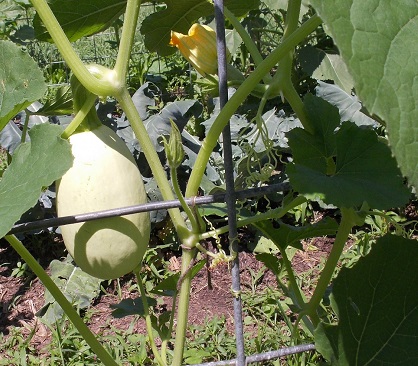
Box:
[8, 183, 289, 235]
[190, 344, 316, 366]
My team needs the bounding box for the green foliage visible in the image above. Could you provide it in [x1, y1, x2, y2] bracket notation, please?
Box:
[37, 256, 103, 324]
[1, 1, 417, 365]
[311, 0, 418, 191]
[315, 234, 418, 365]
[33, 0, 126, 42]
[0, 40, 46, 130]
[287, 95, 410, 209]
[0, 124, 72, 238]
[253, 216, 339, 251]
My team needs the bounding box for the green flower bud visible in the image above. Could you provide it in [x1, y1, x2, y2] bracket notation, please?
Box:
[162, 120, 184, 168]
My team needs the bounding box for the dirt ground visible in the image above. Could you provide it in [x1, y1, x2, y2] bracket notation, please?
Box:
[0, 232, 334, 359]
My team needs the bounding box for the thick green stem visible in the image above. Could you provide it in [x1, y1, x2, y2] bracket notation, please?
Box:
[274, 0, 312, 133]
[114, 0, 141, 80]
[116, 87, 189, 241]
[305, 207, 356, 324]
[170, 166, 200, 233]
[280, 249, 314, 335]
[172, 247, 197, 366]
[61, 93, 97, 138]
[30, 0, 115, 96]
[223, 7, 271, 84]
[5, 235, 118, 366]
[135, 270, 167, 366]
[185, 15, 322, 198]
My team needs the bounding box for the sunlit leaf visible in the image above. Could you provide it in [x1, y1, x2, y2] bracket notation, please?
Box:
[315, 81, 377, 127]
[0, 123, 72, 238]
[0, 41, 46, 131]
[286, 95, 410, 209]
[315, 234, 418, 365]
[299, 46, 354, 93]
[311, 0, 418, 190]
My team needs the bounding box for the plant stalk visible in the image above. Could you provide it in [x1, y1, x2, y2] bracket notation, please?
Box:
[199, 195, 307, 241]
[5, 235, 118, 366]
[223, 7, 271, 84]
[273, 0, 312, 133]
[30, 0, 114, 96]
[61, 93, 97, 138]
[305, 207, 356, 324]
[135, 270, 167, 366]
[116, 87, 189, 241]
[114, 0, 141, 81]
[171, 247, 197, 366]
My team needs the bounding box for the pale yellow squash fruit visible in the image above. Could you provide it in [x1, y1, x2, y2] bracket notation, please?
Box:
[56, 124, 150, 279]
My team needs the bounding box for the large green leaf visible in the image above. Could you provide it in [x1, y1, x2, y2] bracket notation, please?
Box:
[315, 234, 418, 365]
[0, 123, 73, 238]
[311, 0, 418, 189]
[140, 0, 260, 56]
[37, 257, 103, 324]
[0, 41, 46, 131]
[33, 0, 126, 42]
[286, 95, 410, 209]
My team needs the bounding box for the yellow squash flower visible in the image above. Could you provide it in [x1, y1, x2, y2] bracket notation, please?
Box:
[169, 23, 219, 76]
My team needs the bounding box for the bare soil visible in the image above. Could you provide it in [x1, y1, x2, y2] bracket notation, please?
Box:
[0, 232, 334, 359]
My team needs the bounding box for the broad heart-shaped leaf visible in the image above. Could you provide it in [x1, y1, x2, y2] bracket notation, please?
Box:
[140, 0, 260, 56]
[315, 234, 418, 365]
[33, 0, 126, 42]
[0, 123, 72, 238]
[37, 257, 102, 324]
[286, 95, 410, 209]
[0, 41, 46, 131]
[310, 1, 418, 192]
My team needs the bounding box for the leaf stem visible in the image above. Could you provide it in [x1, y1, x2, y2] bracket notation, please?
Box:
[135, 269, 167, 366]
[279, 248, 314, 334]
[199, 195, 307, 241]
[61, 93, 97, 138]
[114, 0, 141, 81]
[172, 247, 197, 366]
[185, 14, 322, 198]
[170, 166, 200, 232]
[304, 207, 356, 324]
[223, 7, 271, 84]
[273, 0, 312, 133]
[5, 235, 118, 366]
[116, 87, 189, 241]
[30, 0, 114, 96]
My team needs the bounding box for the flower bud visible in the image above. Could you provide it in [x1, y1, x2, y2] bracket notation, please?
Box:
[162, 120, 184, 169]
[170, 23, 219, 76]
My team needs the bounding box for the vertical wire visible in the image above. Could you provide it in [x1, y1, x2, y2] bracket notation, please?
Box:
[213, 2, 246, 365]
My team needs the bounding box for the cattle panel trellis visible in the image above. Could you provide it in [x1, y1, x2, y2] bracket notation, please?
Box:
[7, 2, 317, 365]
